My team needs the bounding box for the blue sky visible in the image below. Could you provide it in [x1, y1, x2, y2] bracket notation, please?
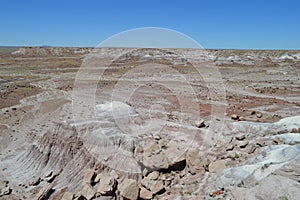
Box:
[0, 0, 299, 49]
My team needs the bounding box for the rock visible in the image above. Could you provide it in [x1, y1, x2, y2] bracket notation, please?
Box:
[256, 139, 265, 147]
[291, 127, 298, 133]
[61, 192, 74, 200]
[142, 154, 169, 170]
[0, 181, 11, 197]
[152, 134, 161, 140]
[141, 177, 165, 195]
[226, 144, 234, 151]
[195, 119, 206, 128]
[118, 178, 139, 200]
[94, 174, 101, 183]
[239, 117, 245, 121]
[186, 148, 205, 174]
[144, 141, 161, 155]
[147, 171, 159, 180]
[164, 141, 186, 170]
[44, 171, 56, 183]
[250, 110, 256, 115]
[80, 184, 95, 200]
[142, 168, 149, 177]
[246, 143, 256, 154]
[273, 136, 284, 145]
[29, 177, 41, 186]
[140, 187, 152, 199]
[256, 113, 263, 118]
[208, 160, 226, 173]
[235, 134, 246, 141]
[97, 173, 116, 195]
[142, 141, 186, 170]
[36, 184, 54, 200]
[231, 114, 239, 120]
[237, 141, 249, 148]
[83, 169, 96, 185]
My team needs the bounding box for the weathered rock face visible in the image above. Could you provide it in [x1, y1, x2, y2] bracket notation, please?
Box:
[186, 148, 205, 175]
[118, 178, 139, 200]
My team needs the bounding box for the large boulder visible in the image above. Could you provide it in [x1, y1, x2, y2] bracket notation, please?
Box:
[118, 178, 139, 200]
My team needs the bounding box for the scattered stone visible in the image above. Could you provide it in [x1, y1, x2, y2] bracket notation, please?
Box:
[36, 184, 54, 200]
[256, 139, 265, 147]
[97, 173, 116, 195]
[226, 144, 234, 151]
[186, 148, 205, 174]
[83, 169, 96, 185]
[29, 177, 41, 186]
[141, 177, 165, 195]
[0, 181, 11, 197]
[239, 117, 245, 121]
[208, 160, 226, 173]
[250, 110, 256, 115]
[118, 178, 139, 200]
[80, 184, 95, 200]
[61, 192, 74, 200]
[195, 119, 206, 128]
[152, 134, 161, 140]
[256, 113, 263, 118]
[273, 136, 284, 145]
[231, 114, 239, 120]
[246, 143, 256, 154]
[235, 134, 246, 141]
[140, 187, 153, 199]
[237, 141, 249, 148]
[44, 171, 56, 183]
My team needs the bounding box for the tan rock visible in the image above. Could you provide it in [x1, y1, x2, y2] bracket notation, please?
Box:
[194, 119, 206, 128]
[97, 173, 116, 195]
[237, 140, 249, 148]
[186, 148, 205, 174]
[83, 169, 96, 185]
[147, 171, 159, 180]
[61, 192, 74, 200]
[94, 174, 101, 183]
[231, 114, 239, 120]
[235, 134, 246, 141]
[256, 138, 265, 147]
[140, 187, 152, 199]
[256, 113, 263, 118]
[0, 181, 11, 197]
[246, 143, 256, 154]
[36, 184, 54, 200]
[118, 178, 139, 200]
[80, 184, 95, 200]
[141, 177, 165, 195]
[29, 177, 41, 186]
[291, 127, 298, 133]
[208, 160, 226, 173]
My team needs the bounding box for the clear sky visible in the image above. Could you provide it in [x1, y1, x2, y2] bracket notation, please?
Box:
[1, 0, 299, 49]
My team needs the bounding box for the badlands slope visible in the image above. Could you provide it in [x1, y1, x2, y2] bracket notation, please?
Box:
[0, 47, 299, 200]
